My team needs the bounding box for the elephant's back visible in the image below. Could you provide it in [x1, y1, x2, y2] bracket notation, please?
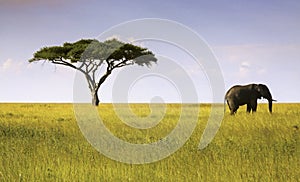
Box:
[225, 85, 243, 98]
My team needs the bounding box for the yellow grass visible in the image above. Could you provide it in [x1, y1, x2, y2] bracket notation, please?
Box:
[0, 103, 299, 181]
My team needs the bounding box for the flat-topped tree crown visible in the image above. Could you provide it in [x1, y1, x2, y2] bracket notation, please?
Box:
[29, 39, 94, 63]
[29, 38, 157, 106]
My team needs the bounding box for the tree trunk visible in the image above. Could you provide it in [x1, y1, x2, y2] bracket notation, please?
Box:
[90, 71, 111, 106]
[92, 90, 100, 106]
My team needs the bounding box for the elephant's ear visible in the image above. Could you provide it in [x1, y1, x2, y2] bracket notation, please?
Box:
[251, 84, 257, 90]
[257, 86, 261, 92]
[254, 84, 261, 92]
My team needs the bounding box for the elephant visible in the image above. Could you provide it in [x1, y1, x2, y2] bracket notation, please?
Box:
[225, 83, 276, 115]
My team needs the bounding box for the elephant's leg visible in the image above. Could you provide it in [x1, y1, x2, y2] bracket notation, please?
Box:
[246, 104, 251, 113]
[227, 100, 231, 111]
[250, 100, 257, 112]
[227, 100, 234, 115]
[232, 106, 239, 115]
[227, 99, 238, 115]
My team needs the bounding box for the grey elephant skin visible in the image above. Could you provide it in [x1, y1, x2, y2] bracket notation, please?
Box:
[225, 84, 276, 115]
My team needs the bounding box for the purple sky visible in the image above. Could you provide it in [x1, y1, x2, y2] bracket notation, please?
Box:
[0, 0, 300, 103]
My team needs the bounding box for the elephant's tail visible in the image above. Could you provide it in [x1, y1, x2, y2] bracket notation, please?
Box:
[224, 93, 227, 114]
[224, 90, 231, 114]
[224, 96, 227, 114]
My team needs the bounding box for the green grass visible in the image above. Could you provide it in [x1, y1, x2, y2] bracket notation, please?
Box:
[0, 103, 299, 181]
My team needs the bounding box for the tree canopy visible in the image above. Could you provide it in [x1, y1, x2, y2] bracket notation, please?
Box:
[29, 39, 157, 105]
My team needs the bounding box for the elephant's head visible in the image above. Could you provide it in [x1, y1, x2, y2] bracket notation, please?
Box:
[255, 84, 276, 113]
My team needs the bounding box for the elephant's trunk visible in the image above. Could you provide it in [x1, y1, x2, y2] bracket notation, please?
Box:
[263, 90, 273, 113]
[268, 99, 272, 113]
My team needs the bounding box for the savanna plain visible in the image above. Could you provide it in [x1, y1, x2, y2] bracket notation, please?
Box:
[0, 103, 299, 181]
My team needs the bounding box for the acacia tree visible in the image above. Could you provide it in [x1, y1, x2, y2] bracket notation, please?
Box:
[29, 39, 157, 106]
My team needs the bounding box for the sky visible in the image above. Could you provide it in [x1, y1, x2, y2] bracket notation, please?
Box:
[0, 0, 300, 103]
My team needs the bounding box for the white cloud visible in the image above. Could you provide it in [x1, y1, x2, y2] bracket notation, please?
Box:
[0, 59, 24, 73]
[103, 35, 146, 47]
[105, 35, 121, 41]
[214, 44, 300, 65]
[105, 35, 137, 43]
[238, 61, 251, 78]
[257, 68, 266, 75]
[213, 44, 300, 82]
[239, 61, 250, 70]
[1, 59, 13, 71]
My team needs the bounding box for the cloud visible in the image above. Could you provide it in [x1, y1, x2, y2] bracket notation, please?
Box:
[1, 59, 13, 71]
[237, 61, 268, 78]
[214, 44, 300, 65]
[0, 58, 79, 76]
[105, 35, 137, 43]
[103, 35, 146, 47]
[0, 59, 24, 73]
[257, 68, 266, 75]
[105, 35, 121, 41]
[238, 61, 251, 77]
[213, 43, 300, 81]
[240, 61, 250, 70]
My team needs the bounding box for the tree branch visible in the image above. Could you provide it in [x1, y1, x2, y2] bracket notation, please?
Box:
[51, 59, 78, 70]
[106, 59, 113, 72]
[113, 59, 133, 68]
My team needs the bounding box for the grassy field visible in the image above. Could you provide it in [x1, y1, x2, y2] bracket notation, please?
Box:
[0, 103, 299, 181]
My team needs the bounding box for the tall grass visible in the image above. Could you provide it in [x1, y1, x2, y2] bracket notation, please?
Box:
[0, 103, 299, 181]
